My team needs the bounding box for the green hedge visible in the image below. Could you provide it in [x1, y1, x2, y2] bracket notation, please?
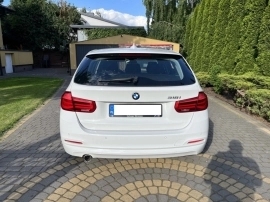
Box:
[185, 0, 269, 76]
[245, 89, 270, 121]
[195, 72, 210, 87]
[85, 28, 147, 40]
[196, 72, 270, 121]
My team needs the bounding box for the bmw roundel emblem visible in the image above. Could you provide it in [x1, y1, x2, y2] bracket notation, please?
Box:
[132, 92, 140, 100]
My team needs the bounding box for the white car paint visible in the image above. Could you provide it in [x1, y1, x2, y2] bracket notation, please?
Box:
[60, 47, 209, 159]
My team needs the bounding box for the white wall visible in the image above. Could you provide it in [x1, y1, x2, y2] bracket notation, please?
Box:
[77, 30, 88, 42]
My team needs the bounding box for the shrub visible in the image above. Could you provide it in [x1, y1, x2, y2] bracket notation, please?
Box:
[195, 72, 210, 87]
[199, 71, 270, 122]
[245, 89, 270, 121]
[209, 65, 223, 93]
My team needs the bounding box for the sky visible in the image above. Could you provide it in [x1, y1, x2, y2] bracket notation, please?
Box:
[2, 0, 147, 27]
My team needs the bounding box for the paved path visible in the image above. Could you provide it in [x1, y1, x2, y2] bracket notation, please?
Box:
[0, 68, 270, 202]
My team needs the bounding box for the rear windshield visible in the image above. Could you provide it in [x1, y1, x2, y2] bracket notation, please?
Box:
[74, 53, 196, 86]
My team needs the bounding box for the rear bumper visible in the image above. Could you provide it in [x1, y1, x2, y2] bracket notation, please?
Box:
[60, 109, 209, 159]
[62, 143, 206, 159]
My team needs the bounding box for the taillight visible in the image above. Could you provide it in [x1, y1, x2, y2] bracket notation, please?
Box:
[61, 92, 74, 111]
[61, 92, 96, 113]
[174, 92, 208, 113]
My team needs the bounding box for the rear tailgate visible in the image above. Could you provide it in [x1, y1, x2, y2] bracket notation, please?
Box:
[71, 83, 201, 131]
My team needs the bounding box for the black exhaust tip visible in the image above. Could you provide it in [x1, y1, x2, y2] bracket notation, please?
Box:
[83, 155, 92, 163]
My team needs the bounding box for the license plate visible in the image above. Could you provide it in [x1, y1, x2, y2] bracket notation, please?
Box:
[109, 104, 162, 117]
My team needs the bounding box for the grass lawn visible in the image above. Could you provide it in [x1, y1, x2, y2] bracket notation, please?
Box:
[0, 77, 63, 137]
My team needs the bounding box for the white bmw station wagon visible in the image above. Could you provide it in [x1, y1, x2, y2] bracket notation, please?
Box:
[60, 46, 209, 161]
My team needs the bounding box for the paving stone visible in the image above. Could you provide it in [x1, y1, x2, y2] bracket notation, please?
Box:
[134, 174, 144, 181]
[168, 198, 180, 202]
[109, 181, 121, 189]
[95, 179, 108, 188]
[147, 195, 158, 202]
[102, 185, 114, 193]
[17, 190, 38, 202]
[210, 193, 223, 202]
[94, 190, 107, 198]
[134, 197, 148, 202]
[158, 195, 169, 202]
[0, 185, 14, 192]
[104, 176, 114, 183]
[87, 195, 100, 202]
[80, 190, 92, 198]
[226, 194, 239, 202]
[31, 184, 45, 192]
[72, 195, 86, 202]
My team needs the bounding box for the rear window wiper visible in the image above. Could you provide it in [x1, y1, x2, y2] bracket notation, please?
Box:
[98, 77, 138, 84]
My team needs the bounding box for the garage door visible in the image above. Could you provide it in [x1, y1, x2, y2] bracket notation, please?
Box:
[76, 44, 118, 66]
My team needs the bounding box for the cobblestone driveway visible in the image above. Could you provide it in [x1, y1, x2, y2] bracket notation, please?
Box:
[0, 69, 270, 202]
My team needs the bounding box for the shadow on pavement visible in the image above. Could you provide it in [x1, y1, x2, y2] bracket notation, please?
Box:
[204, 140, 262, 201]
[0, 133, 80, 201]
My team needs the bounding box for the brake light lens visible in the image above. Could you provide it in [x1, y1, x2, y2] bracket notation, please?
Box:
[174, 92, 208, 113]
[61, 91, 96, 113]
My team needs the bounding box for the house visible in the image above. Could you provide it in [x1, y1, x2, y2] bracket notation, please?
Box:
[0, 5, 33, 75]
[70, 12, 145, 42]
[69, 34, 180, 75]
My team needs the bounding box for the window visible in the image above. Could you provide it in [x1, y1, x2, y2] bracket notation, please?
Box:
[74, 54, 195, 86]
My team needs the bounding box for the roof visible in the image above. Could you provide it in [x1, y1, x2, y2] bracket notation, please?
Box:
[80, 12, 128, 27]
[0, 4, 15, 16]
[70, 25, 145, 29]
[86, 46, 180, 56]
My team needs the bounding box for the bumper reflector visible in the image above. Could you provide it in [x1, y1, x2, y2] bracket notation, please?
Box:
[65, 140, 83, 144]
[188, 139, 204, 144]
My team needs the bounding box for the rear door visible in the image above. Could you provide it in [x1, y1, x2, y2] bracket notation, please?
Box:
[72, 84, 200, 131]
[72, 52, 201, 131]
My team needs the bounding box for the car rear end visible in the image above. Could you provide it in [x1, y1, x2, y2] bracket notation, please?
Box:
[60, 48, 209, 159]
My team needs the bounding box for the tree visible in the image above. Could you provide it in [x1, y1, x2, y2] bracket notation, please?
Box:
[188, 0, 205, 68]
[143, 0, 191, 45]
[209, 0, 231, 69]
[256, 2, 270, 76]
[184, 5, 199, 60]
[183, 15, 194, 58]
[95, 10, 102, 18]
[52, 0, 82, 51]
[143, 0, 153, 33]
[2, 0, 82, 51]
[219, 0, 246, 74]
[80, 7, 87, 13]
[234, 0, 266, 74]
[199, 0, 219, 72]
[173, 0, 191, 48]
[186, 0, 201, 10]
[193, 0, 211, 71]
[3, 0, 56, 50]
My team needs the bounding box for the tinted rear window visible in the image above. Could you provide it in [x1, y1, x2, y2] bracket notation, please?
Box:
[74, 53, 195, 86]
